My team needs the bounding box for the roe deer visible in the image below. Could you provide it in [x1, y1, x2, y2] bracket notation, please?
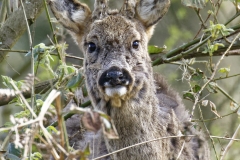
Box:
[49, 0, 210, 159]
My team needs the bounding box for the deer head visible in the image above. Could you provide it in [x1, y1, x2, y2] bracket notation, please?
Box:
[49, 0, 170, 109]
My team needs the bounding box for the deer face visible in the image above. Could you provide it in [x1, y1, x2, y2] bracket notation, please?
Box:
[50, 0, 170, 108]
[83, 15, 153, 107]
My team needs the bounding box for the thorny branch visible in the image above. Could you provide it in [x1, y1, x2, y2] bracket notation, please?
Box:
[189, 32, 240, 120]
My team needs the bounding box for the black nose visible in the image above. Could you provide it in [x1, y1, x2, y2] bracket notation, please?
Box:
[99, 66, 132, 87]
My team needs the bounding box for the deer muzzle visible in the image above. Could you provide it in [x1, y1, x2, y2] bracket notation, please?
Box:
[98, 66, 133, 97]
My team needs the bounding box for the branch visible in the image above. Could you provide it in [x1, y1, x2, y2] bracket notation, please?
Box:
[0, 49, 84, 61]
[0, 79, 57, 106]
[0, 0, 44, 62]
[189, 32, 240, 121]
[220, 124, 240, 160]
[151, 44, 240, 65]
[152, 25, 240, 66]
[151, 39, 240, 66]
[93, 135, 196, 160]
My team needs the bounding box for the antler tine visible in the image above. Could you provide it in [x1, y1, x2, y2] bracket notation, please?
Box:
[92, 0, 109, 20]
[120, 0, 136, 18]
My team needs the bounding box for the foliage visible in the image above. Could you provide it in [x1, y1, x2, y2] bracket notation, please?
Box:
[1, 0, 240, 160]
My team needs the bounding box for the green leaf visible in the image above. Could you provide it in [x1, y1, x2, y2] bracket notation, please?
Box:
[14, 110, 30, 119]
[181, 0, 206, 9]
[46, 126, 58, 134]
[183, 92, 195, 101]
[204, 22, 233, 39]
[36, 99, 44, 108]
[4, 122, 14, 128]
[2, 75, 14, 88]
[66, 73, 84, 89]
[192, 85, 201, 93]
[82, 85, 88, 97]
[207, 10, 214, 15]
[81, 144, 91, 160]
[213, 43, 225, 52]
[26, 43, 56, 77]
[97, 111, 111, 121]
[218, 67, 230, 76]
[7, 143, 21, 158]
[58, 64, 77, 75]
[148, 45, 166, 54]
[31, 152, 42, 160]
[191, 69, 204, 81]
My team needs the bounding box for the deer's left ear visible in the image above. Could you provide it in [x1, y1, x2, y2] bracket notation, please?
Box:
[135, 0, 170, 37]
[49, 0, 91, 34]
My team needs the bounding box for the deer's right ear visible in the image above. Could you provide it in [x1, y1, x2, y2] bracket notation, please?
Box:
[49, 0, 91, 34]
[135, 0, 170, 28]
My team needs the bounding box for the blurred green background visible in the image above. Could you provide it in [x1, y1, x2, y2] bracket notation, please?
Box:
[1, 0, 240, 159]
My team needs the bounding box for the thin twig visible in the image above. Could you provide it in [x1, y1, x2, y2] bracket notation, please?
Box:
[176, 141, 185, 160]
[19, 0, 33, 51]
[216, 84, 239, 104]
[220, 124, 240, 160]
[0, 49, 28, 53]
[23, 130, 31, 160]
[43, 0, 61, 60]
[12, 0, 18, 12]
[92, 135, 196, 160]
[194, 9, 207, 29]
[0, 119, 39, 133]
[198, 105, 219, 160]
[19, 1, 35, 157]
[66, 54, 84, 60]
[190, 32, 240, 120]
[50, 100, 91, 127]
[225, 11, 240, 26]
[191, 109, 238, 122]
[6, 0, 11, 16]
[35, 133, 59, 160]
[0, 0, 7, 24]
[55, 95, 65, 160]
[0, 48, 84, 61]
[211, 135, 240, 142]
[0, 131, 12, 150]
[38, 90, 62, 159]
[10, 80, 37, 118]
[213, 73, 240, 81]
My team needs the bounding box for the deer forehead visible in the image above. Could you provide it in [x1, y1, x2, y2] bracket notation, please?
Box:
[85, 16, 145, 45]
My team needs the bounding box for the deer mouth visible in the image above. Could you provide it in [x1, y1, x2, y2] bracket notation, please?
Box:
[105, 85, 128, 97]
[98, 66, 133, 98]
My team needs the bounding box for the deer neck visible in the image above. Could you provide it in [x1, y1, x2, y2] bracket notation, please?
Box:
[103, 88, 169, 160]
[110, 90, 164, 132]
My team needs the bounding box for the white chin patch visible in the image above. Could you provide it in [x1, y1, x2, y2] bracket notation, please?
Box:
[105, 86, 127, 97]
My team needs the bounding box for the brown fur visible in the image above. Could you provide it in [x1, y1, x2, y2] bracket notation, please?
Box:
[49, 0, 210, 159]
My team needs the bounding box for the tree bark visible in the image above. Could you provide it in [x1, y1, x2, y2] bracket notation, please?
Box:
[0, 0, 44, 62]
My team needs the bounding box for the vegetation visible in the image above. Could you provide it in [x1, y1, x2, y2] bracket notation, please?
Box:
[1, 0, 240, 159]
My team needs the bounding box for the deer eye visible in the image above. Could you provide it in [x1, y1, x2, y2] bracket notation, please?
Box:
[132, 40, 140, 49]
[88, 42, 97, 53]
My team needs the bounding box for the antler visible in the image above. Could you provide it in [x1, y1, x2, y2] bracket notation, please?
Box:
[92, 0, 109, 20]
